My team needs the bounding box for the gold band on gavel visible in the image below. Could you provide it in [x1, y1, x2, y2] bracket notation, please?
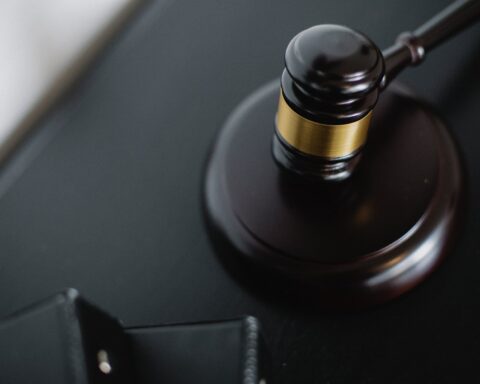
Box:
[275, 92, 372, 159]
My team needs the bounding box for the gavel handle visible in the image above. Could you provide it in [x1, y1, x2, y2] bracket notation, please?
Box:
[382, 0, 480, 87]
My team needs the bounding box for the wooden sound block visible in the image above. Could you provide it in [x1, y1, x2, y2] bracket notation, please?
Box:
[204, 80, 465, 308]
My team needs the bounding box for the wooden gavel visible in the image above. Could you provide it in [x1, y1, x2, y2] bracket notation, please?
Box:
[204, 0, 479, 306]
[273, 0, 480, 181]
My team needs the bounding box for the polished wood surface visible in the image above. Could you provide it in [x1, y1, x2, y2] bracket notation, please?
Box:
[281, 25, 383, 124]
[205, 81, 464, 307]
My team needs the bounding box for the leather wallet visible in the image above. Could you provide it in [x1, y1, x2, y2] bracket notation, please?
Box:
[0, 289, 269, 384]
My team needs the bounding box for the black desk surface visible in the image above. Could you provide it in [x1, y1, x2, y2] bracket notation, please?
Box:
[0, 1, 479, 383]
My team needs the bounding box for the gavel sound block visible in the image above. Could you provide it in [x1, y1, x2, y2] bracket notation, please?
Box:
[204, 0, 480, 306]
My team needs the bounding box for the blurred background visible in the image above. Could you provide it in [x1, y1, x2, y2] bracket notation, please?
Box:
[0, 0, 139, 160]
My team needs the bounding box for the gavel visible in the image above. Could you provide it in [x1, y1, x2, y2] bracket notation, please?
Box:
[204, 0, 480, 307]
[273, 0, 480, 181]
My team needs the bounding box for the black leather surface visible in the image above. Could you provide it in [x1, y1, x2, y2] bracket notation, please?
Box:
[0, 1, 479, 383]
[127, 317, 267, 384]
[0, 290, 133, 384]
[0, 292, 77, 384]
[0, 290, 266, 384]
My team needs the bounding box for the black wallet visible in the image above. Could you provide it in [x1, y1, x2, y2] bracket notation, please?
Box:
[0, 289, 269, 384]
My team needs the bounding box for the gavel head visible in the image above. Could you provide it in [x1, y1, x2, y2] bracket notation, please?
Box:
[273, 25, 385, 181]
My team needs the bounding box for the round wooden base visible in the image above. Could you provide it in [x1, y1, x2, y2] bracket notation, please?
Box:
[204, 80, 465, 308]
